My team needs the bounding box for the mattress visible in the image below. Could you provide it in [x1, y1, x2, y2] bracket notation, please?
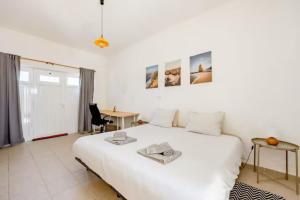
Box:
[73, 124, 243, 200]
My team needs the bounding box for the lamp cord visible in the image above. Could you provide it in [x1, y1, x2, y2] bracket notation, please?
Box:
[241, 145, 254, 169]
[101, 4, 103, 37]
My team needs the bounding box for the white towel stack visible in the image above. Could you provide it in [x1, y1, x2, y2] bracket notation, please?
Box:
[112, 131, 127, 141]
[145, 142, 175, 156]
[138, 142, 182, 164]
[105, 131, 137, 145]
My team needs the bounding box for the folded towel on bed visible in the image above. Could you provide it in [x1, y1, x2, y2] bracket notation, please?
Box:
[138, 143, 181, 164]
[112, 131, 127, 141]
[105, 136, 137, 145]
[161, 149, 175, 156]
[145, 142, 175, 156]
[138, 149, 181, 164]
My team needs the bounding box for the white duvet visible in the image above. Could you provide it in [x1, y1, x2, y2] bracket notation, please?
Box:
[73, 124, 243, 200]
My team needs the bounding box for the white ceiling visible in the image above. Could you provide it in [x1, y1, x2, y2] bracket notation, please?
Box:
[0, 0, 230, 55]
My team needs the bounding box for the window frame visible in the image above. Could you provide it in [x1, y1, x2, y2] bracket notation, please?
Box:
[19, 67, 33, 85]
[37, 70, 62, 86]
[66, 76, 80, 87]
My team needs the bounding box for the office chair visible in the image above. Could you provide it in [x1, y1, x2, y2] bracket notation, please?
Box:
[89, 103, 113, 134]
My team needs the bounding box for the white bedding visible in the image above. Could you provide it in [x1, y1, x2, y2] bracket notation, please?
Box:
[73, 124, 243, 200]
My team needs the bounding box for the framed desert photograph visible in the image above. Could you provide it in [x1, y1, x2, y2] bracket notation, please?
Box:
[146, 65, 158, 89]
[190, 51, 212, 84]
[165, 59, 181, 87]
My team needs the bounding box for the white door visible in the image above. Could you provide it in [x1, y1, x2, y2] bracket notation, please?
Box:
[19, 67, 80, 141]
[64, 75, 80, 133]
[34, 70, 65, 138]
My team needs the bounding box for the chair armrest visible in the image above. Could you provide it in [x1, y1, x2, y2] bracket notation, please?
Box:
[103, 115, 109, 120]
[100, 115, 113, 124]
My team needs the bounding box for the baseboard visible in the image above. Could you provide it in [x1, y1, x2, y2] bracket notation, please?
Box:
[32, 133, 68, 141]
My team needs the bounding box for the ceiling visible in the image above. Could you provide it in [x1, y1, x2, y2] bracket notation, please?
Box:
[0, 0, 230, 55]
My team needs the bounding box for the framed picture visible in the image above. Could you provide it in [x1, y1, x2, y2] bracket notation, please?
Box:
[190, 51, 212, 84]
[165, 59, 181, 87]
[146, 65, 158, 89]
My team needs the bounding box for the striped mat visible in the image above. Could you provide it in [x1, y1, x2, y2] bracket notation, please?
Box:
[230, 182, 285, 200]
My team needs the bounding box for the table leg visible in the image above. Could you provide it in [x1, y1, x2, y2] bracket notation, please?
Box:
[296, 150, 299, 195]
[286, 150, 289, 180]
[116, 117, 119, 130]
[257, 145, 260, 184]
[254, 144, 256, 172]
[121, 117, 125, 129]
[133, 115, 136, 122]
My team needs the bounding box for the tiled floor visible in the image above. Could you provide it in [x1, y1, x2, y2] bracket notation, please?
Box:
[239, 165, 299, 200]
[0, 133, 298, 200]
[0, 133, 118, 200]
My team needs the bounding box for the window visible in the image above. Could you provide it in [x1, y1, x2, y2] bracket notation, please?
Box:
[20, 71, 29, 82]
[67, 77, 79, 86]
[39, 75, 60, 83]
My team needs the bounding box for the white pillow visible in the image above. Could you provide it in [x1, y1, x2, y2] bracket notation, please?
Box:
[185, 112, 225, 136]
[150, 109, 177, 128]
[172, 110, 179, 127]
[177, 109, 190, 127]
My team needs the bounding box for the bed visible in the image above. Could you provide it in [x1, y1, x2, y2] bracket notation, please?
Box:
[73, 124, 243, 200]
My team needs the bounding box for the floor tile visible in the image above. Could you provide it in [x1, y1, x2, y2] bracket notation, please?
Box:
[34, 155, 72, 182]
[238, 165, 299, 200]
[10, 191, 51, 200]
[0, 147, 9, 162]
[72, 169, 98, 184]
[45, 174, 79, 195]
[88, 180, 119, 200]
[60, 157, 85, 173]
[51, 182, 96, 200]
[28, 145, 53, 159]
[0, 162, 8, 187]
[8, 144, 31, 160]
[9, 158, 37, 175]
[9, 168, 42, 186]
[0, 185, 9, 200]
[9, 175, 45, 193]
[1, 133, 297, 200]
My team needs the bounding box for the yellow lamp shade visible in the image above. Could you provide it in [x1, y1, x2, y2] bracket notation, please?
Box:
[94, 36, 109, 48]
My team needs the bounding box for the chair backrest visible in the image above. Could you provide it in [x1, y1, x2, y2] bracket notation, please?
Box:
[89, 103, 101, 124]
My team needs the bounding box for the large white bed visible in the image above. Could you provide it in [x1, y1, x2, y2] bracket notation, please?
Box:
[73, 124, 243, 200]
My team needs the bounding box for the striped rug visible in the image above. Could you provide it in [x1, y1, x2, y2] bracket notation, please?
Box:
[230, 182, 285, 200]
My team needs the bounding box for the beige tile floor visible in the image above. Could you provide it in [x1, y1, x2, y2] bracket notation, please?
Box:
[0, 133, 298, 200]
[238, 165, 299, 200]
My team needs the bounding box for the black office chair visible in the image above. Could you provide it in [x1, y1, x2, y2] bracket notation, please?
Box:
[89, 103, 113, 134]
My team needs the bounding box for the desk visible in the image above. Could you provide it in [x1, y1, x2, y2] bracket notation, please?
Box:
[101, 110, 139, 129]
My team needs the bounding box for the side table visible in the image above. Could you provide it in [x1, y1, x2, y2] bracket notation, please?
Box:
[252, 138, 299, 194]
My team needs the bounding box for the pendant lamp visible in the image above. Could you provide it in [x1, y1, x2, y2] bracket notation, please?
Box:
[94, 0, 109, 48]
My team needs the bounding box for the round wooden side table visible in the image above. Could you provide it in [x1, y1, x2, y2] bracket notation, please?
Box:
[252, 138, 299, 194]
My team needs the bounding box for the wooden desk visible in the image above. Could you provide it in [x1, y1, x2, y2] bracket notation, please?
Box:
[101, 110, 139, 129]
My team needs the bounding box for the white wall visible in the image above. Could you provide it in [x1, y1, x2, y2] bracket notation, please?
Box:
[0, 27, 107, 105]
[107, 0, 300, 174]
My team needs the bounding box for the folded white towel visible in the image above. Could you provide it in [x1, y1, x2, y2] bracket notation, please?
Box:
[105, 136, 137, 145]
[113, 131, 127, 141]
[145, 142, 174, 156]
[162, 149, 174, 156]
[138, 147, 181, 164]
[112, 136, 127, 141]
